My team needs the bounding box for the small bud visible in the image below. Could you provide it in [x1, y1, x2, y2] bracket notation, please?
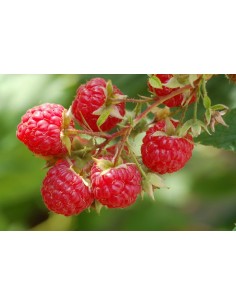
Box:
[210, 110, 228, 132]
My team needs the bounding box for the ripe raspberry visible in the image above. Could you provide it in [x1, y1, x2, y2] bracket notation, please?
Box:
[141, 120, 194, 174]
[91, 160, 142, 208]
[148, 74, 196, 107]
[72, 78, 125, 131]
[41, 160, 93, 216]
[16, 103, 74, 157]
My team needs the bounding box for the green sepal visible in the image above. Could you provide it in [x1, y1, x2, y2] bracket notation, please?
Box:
[92, 158, 114, 171]
[60, 133, 71, 155]
[149, 75, 163, 89]
[165, 76, 183, 88]
[205, 108, 211, 125]
[90, 200, 104, 214]
[211, 104, 229, 111]
[94, 104, 123, 128]
[203, 95, 211, 109]
[61, 107, 73, 129]
[106, 80, 114, 99]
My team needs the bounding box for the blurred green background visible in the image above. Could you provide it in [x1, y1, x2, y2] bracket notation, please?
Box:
[0, 74, 236, 231]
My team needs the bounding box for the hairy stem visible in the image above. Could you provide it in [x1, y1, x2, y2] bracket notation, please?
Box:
[65, 129, 110, 139]
[113, 126, 132, 166]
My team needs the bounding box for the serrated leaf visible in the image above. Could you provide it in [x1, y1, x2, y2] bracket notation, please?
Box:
[197, 108, 236, 151]
[203, 95, 211, 109]
[149, 75, 162, 89]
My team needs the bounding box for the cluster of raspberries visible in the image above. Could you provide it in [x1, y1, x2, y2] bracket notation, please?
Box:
[16, 76, 194, 216]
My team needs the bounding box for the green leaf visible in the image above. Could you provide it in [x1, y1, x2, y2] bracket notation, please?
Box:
[197, 108, 236, 151]
[149, 75, 162, 89]
[203, 95, 211, 109]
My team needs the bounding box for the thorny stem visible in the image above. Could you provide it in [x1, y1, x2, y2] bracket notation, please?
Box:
[95, 127, 129, 155]
[69, 76, 203, 159]
[133, 85, 193, 125]
[65, 129, 110, 139]
[133, 76, 203, 126]
[179, 86, 199, 124]
[193, 99, 198, 122]
[113, 126, 132, 166]
[111, 96, 156, 103]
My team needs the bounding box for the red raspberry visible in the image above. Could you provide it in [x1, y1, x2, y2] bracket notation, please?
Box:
[16, 103, 74, 157]
[41, 160, 94, 216]
[91, 160, 142, 208]
[72, 78, 125, 131]
[141, 120, 194, 174]
[148, 74, 196, 107]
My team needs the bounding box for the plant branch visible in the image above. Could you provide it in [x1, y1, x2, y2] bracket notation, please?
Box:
[65, 128, 110, 139]
[113, 126, 132, 166]
[126, 141, 147, 178]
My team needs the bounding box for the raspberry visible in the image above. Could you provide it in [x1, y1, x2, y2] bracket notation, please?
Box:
[141, 120, 194, 174]
[41, 160, 94, 216]
[16, 103, 74, 157]
[91, 160, 142, 208]
[148, 74, 196, 107]
[72, 78, 125, 131]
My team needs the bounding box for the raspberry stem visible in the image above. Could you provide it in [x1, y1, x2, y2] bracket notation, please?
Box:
[113, 126, 132, 166]
[126, 141, 147, 178]
[65, 128, 110, 139]
[133, 76, 203, 126]
[95, 127, 130, 154]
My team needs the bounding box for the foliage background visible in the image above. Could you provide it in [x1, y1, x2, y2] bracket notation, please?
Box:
[0, 74, 236, 231]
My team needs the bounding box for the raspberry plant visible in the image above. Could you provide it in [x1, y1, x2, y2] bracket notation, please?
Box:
[16, 74, 234, 216]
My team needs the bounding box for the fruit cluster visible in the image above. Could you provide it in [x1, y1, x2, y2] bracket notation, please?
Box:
[16, 75, 228, 216]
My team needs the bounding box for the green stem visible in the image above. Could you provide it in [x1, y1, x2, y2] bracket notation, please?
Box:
[113, 126, 132, 166]
[193, 99, 198, 122]
[65, 129, 110, 139]
[126, 141, 147, 178]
